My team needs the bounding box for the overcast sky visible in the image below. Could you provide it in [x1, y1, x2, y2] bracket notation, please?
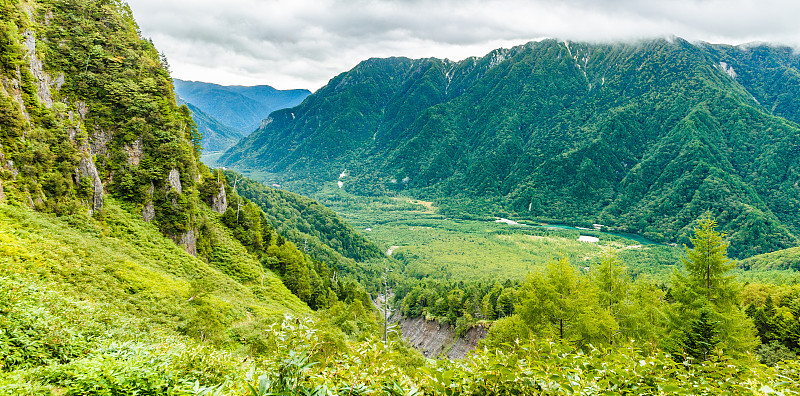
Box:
[125, 0, 800, 91]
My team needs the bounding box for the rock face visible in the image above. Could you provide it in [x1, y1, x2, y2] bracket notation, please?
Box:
[142, 182, 155, 222]
[76, 152, 104, 213]
[0, 179, 5, 203]
[398, 317, 488, 359]
[167, 168, 182, 194]
[176, 228, 197, 256]
[22, 29, 54, 109]
[123, 138, 143, 166]
[211, 184, 228, 214]
[89, 127, 112, 158]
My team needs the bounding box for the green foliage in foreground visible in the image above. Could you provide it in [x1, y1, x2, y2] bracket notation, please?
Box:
[1, 198, 798, 394]
[3, 295, 798, 395]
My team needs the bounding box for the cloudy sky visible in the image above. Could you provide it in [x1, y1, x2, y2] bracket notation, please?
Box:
[126, 0, 800, 91]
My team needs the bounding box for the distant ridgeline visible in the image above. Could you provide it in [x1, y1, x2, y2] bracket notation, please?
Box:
[220, 38, 800, 258]
[173, 79, 311, 152]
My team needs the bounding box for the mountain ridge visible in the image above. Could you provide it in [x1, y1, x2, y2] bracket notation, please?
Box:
[176, 97, 244, 152]
[220, 38, 800, 258]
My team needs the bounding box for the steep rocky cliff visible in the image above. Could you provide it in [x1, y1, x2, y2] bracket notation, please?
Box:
[398, 316, 488, 359]
[1, 0, 205, 254]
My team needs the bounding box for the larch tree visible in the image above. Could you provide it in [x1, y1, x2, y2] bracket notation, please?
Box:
[669, 214, 757, 360]
[516, 256, 617, 347]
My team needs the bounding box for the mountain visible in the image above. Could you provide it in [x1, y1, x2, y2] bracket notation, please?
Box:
[177, 98, 244, 152]
[2, 2, 798, 393]
[173, 79, 311, 137]
[740, 246, 800, 272]
[220, 38, 800, 258]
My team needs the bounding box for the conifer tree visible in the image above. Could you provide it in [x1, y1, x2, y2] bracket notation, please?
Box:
[680, 214, 736, 304]
[682, 308, 720, 361]
[516, 257, 617, 346]
[669, 214, 757, 358]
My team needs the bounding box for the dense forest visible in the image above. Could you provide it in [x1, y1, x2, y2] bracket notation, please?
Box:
[1, 0, 799, 394]
[220, 39, 800, 259]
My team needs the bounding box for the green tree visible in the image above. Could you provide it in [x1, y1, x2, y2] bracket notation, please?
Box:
[516, 257, 617, 346]
[669, 214, 757, 359]
[682, 308, 720, 361]
[680, 214, 736, 303]
[591, 253, 631, 343]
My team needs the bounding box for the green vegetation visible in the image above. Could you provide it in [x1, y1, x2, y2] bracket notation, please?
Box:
[1, 0, 202, 243]
[228, 172, 383, 265]
[4, 282, 797, 395]
[220, 38, 800, 259]
[479, 216, 778, 364]
[0, 198, 308, 326]
[313, 184, 686, 281]
[741, 246, 800, 271]
[2, 0, 800, 393]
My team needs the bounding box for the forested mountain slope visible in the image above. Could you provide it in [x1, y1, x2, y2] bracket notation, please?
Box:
[2, 1, 800, 394]
[0, 0, 377, 377]
[225, 171, 384, 265]
[220, 39, 800, 258]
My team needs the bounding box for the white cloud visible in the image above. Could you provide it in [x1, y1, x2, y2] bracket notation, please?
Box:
[126, 0, 800, 91]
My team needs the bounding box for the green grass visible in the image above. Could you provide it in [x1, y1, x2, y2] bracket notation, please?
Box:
[221, 173, 799, 286]
[0, 198, 309, 335]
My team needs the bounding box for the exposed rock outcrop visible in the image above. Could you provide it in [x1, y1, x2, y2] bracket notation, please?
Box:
[24, 187, 34, 209]
[0, 143, 17, 178]
[123, 138, 143, 166]
[22, 29, 54, 109]
[0, 180, 5, 203]
[75, 100, 88, 120]
[76, 152, 104, 213]
[89, 127, 112, 158]
[398, 316, 488, 359]
[167, 168, 182, 194]
[175, 228, 197, 256]
[1, 76, 30, 122]
[142, 182, 155, 222]
[211, 184, 228, 214]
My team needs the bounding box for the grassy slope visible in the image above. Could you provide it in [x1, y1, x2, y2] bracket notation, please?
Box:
[0, 199, 308, 333]
[740, 246, 800, 271]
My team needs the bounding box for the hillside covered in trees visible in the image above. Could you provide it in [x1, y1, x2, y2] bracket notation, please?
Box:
[220, 39, 800, 259]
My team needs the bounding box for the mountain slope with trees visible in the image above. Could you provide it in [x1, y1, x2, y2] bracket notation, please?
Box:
[220, 39, 800, 258]
[0, 0, 380, 382]
[2, 0, 799, 394]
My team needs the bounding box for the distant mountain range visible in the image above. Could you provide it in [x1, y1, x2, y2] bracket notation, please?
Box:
[173, 79, 311, 151]
[219, 38, 800, 258]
